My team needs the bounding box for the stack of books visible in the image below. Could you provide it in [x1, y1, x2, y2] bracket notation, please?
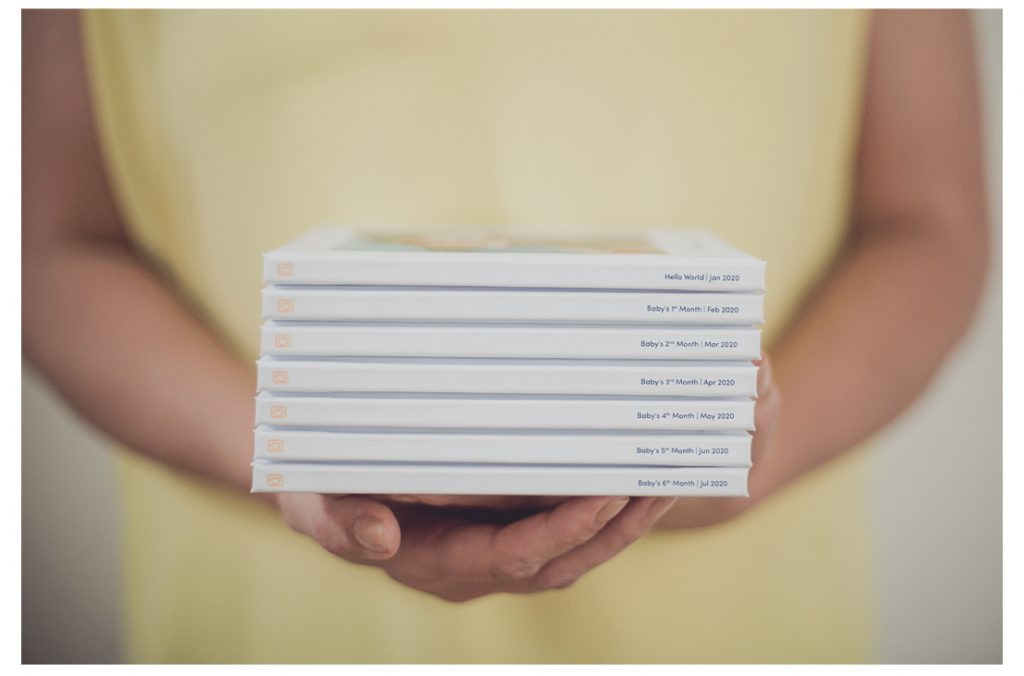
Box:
[252, 229, 764, 497]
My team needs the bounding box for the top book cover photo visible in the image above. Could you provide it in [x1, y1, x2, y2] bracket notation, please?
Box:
[263, 229, 766, 291]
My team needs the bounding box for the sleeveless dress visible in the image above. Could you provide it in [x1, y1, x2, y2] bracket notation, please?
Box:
[83, 10, 876, 663]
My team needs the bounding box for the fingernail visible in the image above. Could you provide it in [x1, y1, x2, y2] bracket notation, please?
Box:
[595, 497, 629, 525]
[353, 515, 388, 553]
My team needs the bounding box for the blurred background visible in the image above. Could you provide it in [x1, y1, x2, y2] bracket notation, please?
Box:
[22, 9, 1002, 664]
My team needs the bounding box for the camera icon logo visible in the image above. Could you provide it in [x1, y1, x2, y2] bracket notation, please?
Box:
[267, 474, 284, 488]
[270, 405, 288, 419]
[277, 299, 294, 313]
[267, 439, 284, 453]
[272, 370, 289, 385]
[274, 335, 291, 349]
[277, 263, 294, 277]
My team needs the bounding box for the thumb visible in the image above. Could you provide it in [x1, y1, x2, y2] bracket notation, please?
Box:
[284, 493, 402, 562]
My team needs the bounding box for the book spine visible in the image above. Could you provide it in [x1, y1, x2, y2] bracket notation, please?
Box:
[261, 323, 761, 360]
[254, 428, 753, 466]
[251, 462, 750, 497]
[261, 286, 765, 324]
[263, 255, 765, 291]
[256, 358, 758, 397]
[254, 395, 755, 431]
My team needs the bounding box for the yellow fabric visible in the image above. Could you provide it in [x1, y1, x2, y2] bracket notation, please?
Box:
[83, 9, 877, 663]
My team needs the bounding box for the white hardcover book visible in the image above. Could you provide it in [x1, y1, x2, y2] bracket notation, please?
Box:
[262, 285, 765, 324]
[257, 356, 758, 397]
[254, 392, 755, 431]
[263, 229, 765, 291]
[251, 461, 750, 497]
[254, 427, 753, 466]
[261, 321, 761, 360]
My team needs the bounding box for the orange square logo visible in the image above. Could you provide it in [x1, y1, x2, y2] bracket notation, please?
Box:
[277, 299, 294, 313]
[267, 474, 284, 488]
[272, 370, 289, 385]
[277, 262, 294, 277]
[270, 405, 288, 419]
[267, 439, 284, 453]
[274, 335, 291, 349]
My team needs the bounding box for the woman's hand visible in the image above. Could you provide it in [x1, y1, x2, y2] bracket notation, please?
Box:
[275, 491, 676, 602]
[275, 355, 777, 564]
[657, 353, 781, 529]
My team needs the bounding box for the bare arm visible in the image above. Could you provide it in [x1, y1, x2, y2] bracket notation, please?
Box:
[662, 10, 990, 527]
[22, 10, 255, 490]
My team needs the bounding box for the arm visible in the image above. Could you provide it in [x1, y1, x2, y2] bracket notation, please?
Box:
[23, 10, 672, 600]
[22, 10, 256, 492]
[661, 9, 990, 528]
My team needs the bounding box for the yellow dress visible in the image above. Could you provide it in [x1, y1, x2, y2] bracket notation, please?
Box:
[83, 10, 877, 663]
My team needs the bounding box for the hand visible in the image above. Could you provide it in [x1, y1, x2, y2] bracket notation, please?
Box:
[657, 352, 782, 529]
[274, 492, 677, 602]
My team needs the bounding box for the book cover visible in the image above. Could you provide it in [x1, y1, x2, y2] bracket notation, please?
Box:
[254, 392, 755, 431]
[262, 284, 765, 324]
[254, 427, 753, 466]
[256, 356, 758, 397]
[251, 461, 750, 496]
[261, 321, 761, 360]
[263, 229, 765, 291]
